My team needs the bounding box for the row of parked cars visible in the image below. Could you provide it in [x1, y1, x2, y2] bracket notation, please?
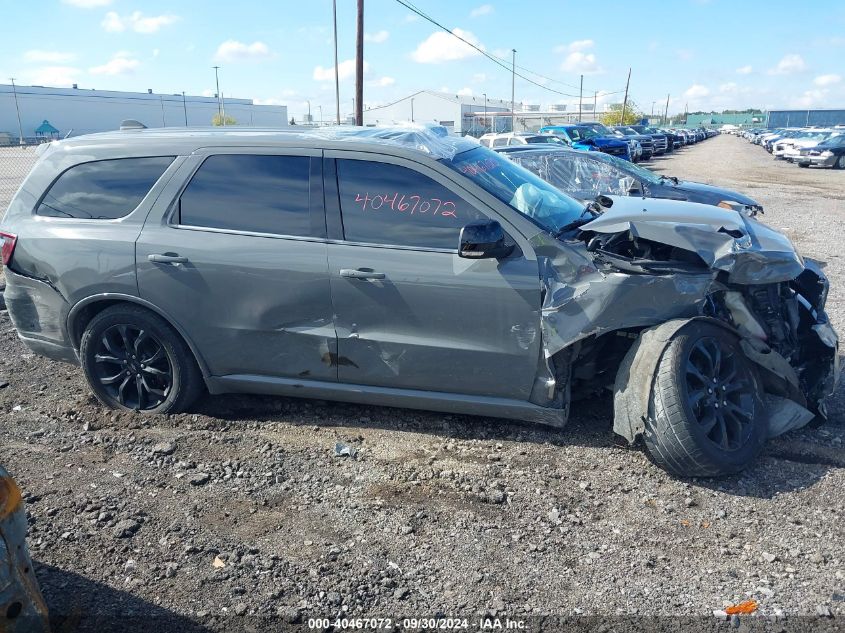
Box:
[736, 126, 845, 169]
[478, 124, 718, 164]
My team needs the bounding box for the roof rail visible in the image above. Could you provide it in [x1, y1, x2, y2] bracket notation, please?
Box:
[120, 119, 147, 131]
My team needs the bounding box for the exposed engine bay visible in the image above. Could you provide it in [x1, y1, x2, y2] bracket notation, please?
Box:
[528, 194, 839, 444]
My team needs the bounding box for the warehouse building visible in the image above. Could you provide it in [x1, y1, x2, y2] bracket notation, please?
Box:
[766, 109, 845, 129]
[0, 83, 288, 142]
[363, 90, 512, 135]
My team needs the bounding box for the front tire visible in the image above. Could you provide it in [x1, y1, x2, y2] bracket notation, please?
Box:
[643, 323, 766, 477]
[835, 155, 845, 170]
[80, 305, 203, 414]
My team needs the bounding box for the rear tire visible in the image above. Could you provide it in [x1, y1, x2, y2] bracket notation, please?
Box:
[80, 305, 203, 414]
[835, 155, 845, 170]
[798, 163, 810, 168]
[643, 322, 766, 477]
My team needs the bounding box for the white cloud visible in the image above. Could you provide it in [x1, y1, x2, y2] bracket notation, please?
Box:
[89, 52, 141, 75]
[313, 59, 370, 81]
[412, 28, 484, 64]
[253, 98, 286, 106]
[24, 66, 81, 87]
[675, 49, 693, 62]
[556, 40, 603, 74]
[202, 89, 215, 98]
[403, 14, 420, 23]
[471, 73, 487, 84]
[470, 4, 493, 17]
[102, 11, 179, 34]
[367, 76, 395, 88]
[684, 84, 710, 99]
[769, 54, 807, 75]
[457, 87, 473, 96]
[791, 88, 829, 109]
[736, 65, 753, 75]
[719, 82, 737, 93]
[61, 0, 111, 7]
[364, 30, 389, 43]
[152, 48, 160, 58]
[24, 50, 76, 64]
[214, 40, 273, 63]
[814, 73, 841, 87]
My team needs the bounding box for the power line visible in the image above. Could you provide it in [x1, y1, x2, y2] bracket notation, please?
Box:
[395, 0, 586, 99]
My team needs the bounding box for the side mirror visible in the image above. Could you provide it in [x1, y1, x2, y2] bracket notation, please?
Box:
[459, 220, 514, 259]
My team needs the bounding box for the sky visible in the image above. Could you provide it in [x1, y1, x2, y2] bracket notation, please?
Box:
[2, 0, 844, 120]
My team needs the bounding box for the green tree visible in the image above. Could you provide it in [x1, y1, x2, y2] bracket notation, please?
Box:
[211, 113, 237, 126]
[598, 100, 644, 126]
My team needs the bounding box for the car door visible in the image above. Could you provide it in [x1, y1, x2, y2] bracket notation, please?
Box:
[136, 149, 337, 381]
[324, 153, 541, 401]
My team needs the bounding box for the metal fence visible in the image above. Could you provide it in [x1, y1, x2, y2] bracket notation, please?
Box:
[0, 145, 39, 214]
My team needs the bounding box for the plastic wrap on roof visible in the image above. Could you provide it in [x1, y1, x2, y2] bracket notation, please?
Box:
[311, 124, 476, 161]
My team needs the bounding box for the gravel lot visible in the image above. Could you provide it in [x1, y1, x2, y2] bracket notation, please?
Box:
[1, 135, 844, 632]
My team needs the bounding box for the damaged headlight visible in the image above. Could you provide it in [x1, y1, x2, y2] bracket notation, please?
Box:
[718, 200, 761, 218]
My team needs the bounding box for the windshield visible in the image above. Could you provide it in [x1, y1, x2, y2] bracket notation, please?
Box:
[586, 124, 614, 136]
[445, 146, 586, 233]
[589, 151, 663, 184]
[818, 134, 845, 147]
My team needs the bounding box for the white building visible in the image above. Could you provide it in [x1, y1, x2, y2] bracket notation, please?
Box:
[362, 90, 512, 135]
[0, 83, 288, 141]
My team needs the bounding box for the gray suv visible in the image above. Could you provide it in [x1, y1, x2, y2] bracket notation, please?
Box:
[0, 125, 838, 477]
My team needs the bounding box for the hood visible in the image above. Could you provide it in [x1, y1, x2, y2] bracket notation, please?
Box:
[591, 137, 628, 148]
[580, 196, 804, 284]
[672, 179, 760, 207]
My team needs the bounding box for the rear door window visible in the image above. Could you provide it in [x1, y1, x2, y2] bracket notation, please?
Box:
[178, 154, 314, 237]
[336, 159, 487, 250]
[37, 157, 174, 219]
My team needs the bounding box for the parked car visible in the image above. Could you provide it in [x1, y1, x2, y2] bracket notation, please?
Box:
[796, 134, 845, 169]
[774, 130, 842, 160]
[494, 145, 764, 215]
[629, 125, 670, 154]
[611, 126, 655, 160]
[538, 124, 631, 161]
[0, 125, 837, 477]
[478, 132, 566, 148]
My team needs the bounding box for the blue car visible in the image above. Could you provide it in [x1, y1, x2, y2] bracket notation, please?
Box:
[539, 124, 631, 161]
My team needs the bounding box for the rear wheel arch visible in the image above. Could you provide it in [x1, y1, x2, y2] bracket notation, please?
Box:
[67, 295, 210, 378]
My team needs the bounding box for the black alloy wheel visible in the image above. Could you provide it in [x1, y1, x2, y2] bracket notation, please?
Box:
[93, 324, 172, 410]
[683, 336, 755, 452]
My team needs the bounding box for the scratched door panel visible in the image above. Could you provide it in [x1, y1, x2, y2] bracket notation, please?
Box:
[328, 157, 541, 400]
[137, 152, 337, 381]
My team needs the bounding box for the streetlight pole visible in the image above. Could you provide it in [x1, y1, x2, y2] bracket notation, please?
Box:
[307, 100, 311, 124]
[354, 0, 364, 126]
[182, 91, 188, 126]
[9, 78, 24, 145]
[318, 105, 323, 126]
[483, 92, 487, 132]
[212, 66, 222, 119]
[333, 0, 341, 125]
[578, 74, 583, 122]
[510, 49, 516, 132]
[410, 97, 414, 122]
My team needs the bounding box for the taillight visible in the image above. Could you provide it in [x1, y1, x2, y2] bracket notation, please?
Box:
[0, 231, 17, 265]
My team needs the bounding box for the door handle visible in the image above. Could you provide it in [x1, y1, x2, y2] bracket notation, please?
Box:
[148, 253, 188, 265]
[340, 268, 385, 280]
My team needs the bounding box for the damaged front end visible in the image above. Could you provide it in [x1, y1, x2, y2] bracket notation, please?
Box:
[532, 196, 839, 443]
[0, 466, 50, 633]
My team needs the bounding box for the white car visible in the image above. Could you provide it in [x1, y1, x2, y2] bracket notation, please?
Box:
[478, 132, 567, 148]
[776, 130, 842, 161]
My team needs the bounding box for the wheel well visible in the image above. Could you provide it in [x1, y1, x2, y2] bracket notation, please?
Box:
[68, 299, 208, 377]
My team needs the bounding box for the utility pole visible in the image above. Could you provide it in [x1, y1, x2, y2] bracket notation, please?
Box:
[354, 0, 364, 126]
[182, 91, 188, 126]
[221, 93, 226, 126]
[332, 0, 341, 125]
[9, 78, 24, 145]
[619, 67, 631, 125]
[593, 91, 597, 117]
[664, 93, 670, 125]
[578, 74, 583, 122]
[307, 100, 311, 123]
[510, 49, 517, 132]
[483, 92, 487, 132]
[684, 102, 688, 125]
[212, 66, 222, 118]
[410, 97, 414, 122]
[159, 96, 166, 127]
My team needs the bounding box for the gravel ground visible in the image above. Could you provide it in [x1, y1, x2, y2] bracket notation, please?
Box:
[0, 135, 844, 632]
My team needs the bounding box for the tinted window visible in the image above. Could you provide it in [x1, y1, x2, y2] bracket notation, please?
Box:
[37, 157, 174, 219]
[179, 155, 312, 236]
[337, 159, 487, 249]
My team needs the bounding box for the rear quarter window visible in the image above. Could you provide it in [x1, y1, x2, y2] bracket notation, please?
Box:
[36, 157, 174, 219]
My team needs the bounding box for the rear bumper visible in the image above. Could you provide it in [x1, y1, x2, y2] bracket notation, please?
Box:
[3, 268, 77, 363]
